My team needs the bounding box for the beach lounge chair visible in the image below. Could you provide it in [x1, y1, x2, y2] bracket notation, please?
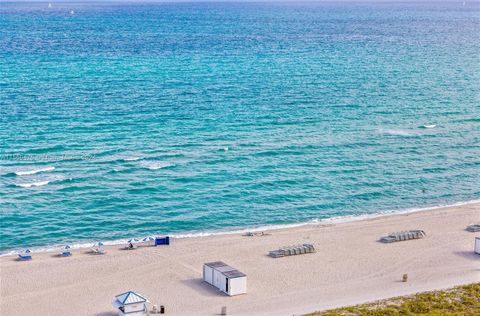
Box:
[18, 249, 32, 261]
[60, 245, 72, 257]
[380, 230, 426, 243]
[91, 242, 105, 254]
[466, 224, 480, 232]
[18, 254, 32, 261]
[269, 250, 284, 258]
[91, 248, 106, 255]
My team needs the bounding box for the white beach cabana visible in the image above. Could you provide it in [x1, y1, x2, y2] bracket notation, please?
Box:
[112, 291, 149, 316]
[203, 261, 247, 296]
[475, 237, 480, 255]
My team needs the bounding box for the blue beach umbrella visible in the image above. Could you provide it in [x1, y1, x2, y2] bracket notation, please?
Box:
[142, 236, 155, 242]
[128, 238, 139, 243]
[93, 242, 104, 247]
[24, 249, 31, 254]
[64, 245, 71, 250]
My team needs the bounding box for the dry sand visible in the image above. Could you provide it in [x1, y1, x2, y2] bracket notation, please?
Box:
[1, 202, 479, 316]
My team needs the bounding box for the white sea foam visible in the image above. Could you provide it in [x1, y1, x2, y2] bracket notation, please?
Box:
[378, 128, 414, 137]
[143, 161, 175, 170]
[2, 199, 478, 256]
[14, 175, 66, 188]
[15, 166, 55, 176]
[15, 181, 50, 188]
[123, 157, 142, 162]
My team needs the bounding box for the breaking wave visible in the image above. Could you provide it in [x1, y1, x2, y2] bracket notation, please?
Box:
[14, 166, 55, 176]
[15, 181, 50, 188]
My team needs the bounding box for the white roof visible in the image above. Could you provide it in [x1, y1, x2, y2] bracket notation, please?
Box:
[114, 291, 148, 305]
[204, 262, 246, 278]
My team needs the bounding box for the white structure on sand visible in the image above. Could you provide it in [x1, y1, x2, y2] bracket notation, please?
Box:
[112, 291, 149, 316]
[203, 261, 247, 296]
[475, 237, 480, 255]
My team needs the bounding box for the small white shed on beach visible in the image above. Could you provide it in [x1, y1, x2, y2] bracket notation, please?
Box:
[475, 237, 480, 255]
[203, 261, 247, 296]
[112, 291, 148, 316]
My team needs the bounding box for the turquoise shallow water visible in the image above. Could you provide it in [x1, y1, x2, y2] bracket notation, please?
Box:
[0, 1, 479, 253]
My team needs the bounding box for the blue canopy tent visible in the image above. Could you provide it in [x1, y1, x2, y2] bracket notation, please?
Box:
[155, 236, 170, 246]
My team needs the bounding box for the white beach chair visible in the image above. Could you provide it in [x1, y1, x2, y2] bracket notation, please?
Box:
[91, 248, 106, 255]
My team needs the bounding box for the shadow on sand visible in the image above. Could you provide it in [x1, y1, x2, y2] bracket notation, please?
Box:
[453, 250, 479, 260]
[180, 278, 226, 298]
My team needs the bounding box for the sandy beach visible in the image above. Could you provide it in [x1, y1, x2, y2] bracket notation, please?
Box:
[1, 202, 479, 316]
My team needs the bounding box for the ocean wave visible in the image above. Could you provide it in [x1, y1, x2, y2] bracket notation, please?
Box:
[378, 128, 415, 137]
[122, 157, 142, 162]
[142, 161, 175, 170]
[2, 199, 478, 256]
[15, 166, 55, 176]
[455, 117, 480, 123]
[13, 175, 69, 188]
[15, 181, 50, 188]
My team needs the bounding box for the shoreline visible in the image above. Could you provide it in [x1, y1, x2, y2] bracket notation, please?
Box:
[2, 198, 479, 257]
[1, 201, 479, 316]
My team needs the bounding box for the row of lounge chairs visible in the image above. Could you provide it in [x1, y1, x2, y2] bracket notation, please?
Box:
[269, 244, 315, 258]
[466, 224, 480, 232]
[380, 230, 426, 243]
[380, 224, 479, 243]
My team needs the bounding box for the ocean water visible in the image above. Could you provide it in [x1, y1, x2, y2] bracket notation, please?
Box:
[1, 1, 479, 253]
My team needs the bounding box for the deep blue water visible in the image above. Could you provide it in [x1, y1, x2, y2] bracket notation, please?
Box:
[1, 1, 479, 253]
